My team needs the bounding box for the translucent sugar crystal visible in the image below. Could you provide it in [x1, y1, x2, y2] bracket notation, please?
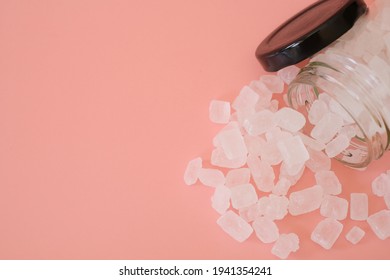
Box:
[244, 134, 265, 157]
[184, 157, 202, 185]
[217, 210, 253, 242]
[345, 226, 365, 245]
[246, 154, 263, 177]
[310, 112, 344, 144]
[268, 99, 279, 112]
[263, 194, 289, 220]
[209, 100, 231, 124]
[328, 98, 354, 124]
[350, 193, 368, 221]
[289, 185, 324, 216]
[277, 135, 309, 167]
[275, 107, 306, 133]
[252, 217, 279, 243]
[211, 185, 231, 214]
[230, 184, 258, 209]
[311, 218, 343, 249]
[225, 168, 250, 188]
[252, 161, 275, 192]
[232, 85, 259, 112]
[305, 148, 331, 173]
[239, 203, 262, 222]
[279, 161, 305, 186]
[367, 210, 390, 240]
[265, 127, 282, 142]
[298, 132, 326, 152]
[271, 233, 299, 259]
[282, 161, 305, 176]
[243, 110, 276, 136]
[371, 173, 390, 197]
[211, 147, 246, 169]
[198, 168, 225, 188]
[273, 178, 292, 196]
[325, 134, 350, 158]
[216, 128, 248, 160]
[277, 65, 300, 85]
[249, 80, 273, 108]
[308, 99, 328, 125]
[259, 141, 283, 166]
[320, 195, 349, 220]
[260, 75, 284, 94]
[314, 170, 342, 195]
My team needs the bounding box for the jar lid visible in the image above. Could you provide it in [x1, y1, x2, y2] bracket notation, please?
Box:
[256, 0, 368, 72]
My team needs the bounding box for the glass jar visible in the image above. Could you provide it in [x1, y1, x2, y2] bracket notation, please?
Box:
[256, 0, 390, 168]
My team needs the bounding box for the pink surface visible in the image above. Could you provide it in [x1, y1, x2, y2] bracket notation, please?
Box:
[0, 0, 389, 259]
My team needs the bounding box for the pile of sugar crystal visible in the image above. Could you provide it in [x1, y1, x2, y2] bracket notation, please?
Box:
[184, 71, 390, 258]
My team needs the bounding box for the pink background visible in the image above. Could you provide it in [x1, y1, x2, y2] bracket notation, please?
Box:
[0, 0, 389, 259]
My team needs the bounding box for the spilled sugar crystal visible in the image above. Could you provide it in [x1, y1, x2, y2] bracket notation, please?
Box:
[260, 75, 284, 94]
[320, 195, 349, 220]
[232, 86, 259, 112]
[298, 132, 326, 152]
[244, 134, 265, 157]
[216, 128, 248, 160]
[314, 170, 342, 195]
[198, 168, 225, 188]
[272, 178, 292, 196]
[243, 110, 276, 136]
[289, 185, 324, 216]
[271, 233, 299, 259]
[252, 217, 279, 243]
[275, 107, 306, 133]
[385, 193, 390, 210]
[277, 135, 309, 167]
[211, 147, 246, 169]
[311, 218, 343, 249]
[305, 148, 331, 173]
[345, 226, 365, 245]
[230, 184, 258, 209]
[225, 168, 251, 188]
[239, 203, 262, 222]
[184, 157, 202, 186]
[277, 65, 300, 85]
[308, 99, 328, 125]
[371, 172, 390, 197]
[263, 194, 289, 220]
[367, 209, 390, 240]
[350, 193, 368, 221]
[209, 100, 231, 124]
[311, 112, 344, 144]
[325, 134, 350, 158]
[217, 210, 253, 242]
[211, 185, 231, 214]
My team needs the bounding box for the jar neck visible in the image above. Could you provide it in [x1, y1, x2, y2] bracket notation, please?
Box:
[288, 53, 390, 168]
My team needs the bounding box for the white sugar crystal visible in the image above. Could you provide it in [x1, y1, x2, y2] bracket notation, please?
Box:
[279, 161, 305, 186]
[271, 233, 299, 259]
[273, 178, 292, 196]
[277, 135, 309, 167]
[264, 194, 289, 220]
[277, 65, 300, 85]
[213, 122, 240, 147]
[320, 195, 348, 220]
[217, 128, 248, 160]
[211, 147, 246, 169]
[249, 80, 273, 108]
[265, 126, 282, 142]
[289, 185, 324, 216]
[243, 110, 276, 136]
[211, 185, 231, 214]
[239, 203, 262, 222]
[311, 218, 343, 249]
[339, 124, 357, 139]
[244, 134, 265, 157]
[311, 112, 344, 143]
[260, 141, 283, 166]
[225, 168, 250, 188]
[275, 107, 306, 133]
[345, 226, 365, 245]
[371, 173, 390, 197]
[325, 134, 350, 158]
[298, 132, 326, 151]
[232, 86, 259, 111]
[329, 98, 354, 124]
[314, 170, 342, 195]
[385, 193, 390, 209]
[217, 210, 253, 242]
[367, 209, 390, 240]
[260, 75, 284, 93]
[246, 154, 263, 177]
[230, 184, 258, 209]
[305, 148, 331, 173]
[284, 161, 305, 176]
[252, 217, 279, 243]
[253, 161, 275, 192]
[308, 99, 328, 125]
[268, 99, 279, 112]
[350, 193, 368, 221]
[184, 157, 202, 185]
[209, 100, 231, 124]
[198, 168, 225, 188]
